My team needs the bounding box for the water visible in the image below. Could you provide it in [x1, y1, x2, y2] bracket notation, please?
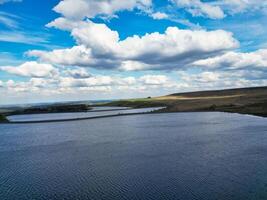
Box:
[7, 107, 163, 122]
[1, 112, 267, 200]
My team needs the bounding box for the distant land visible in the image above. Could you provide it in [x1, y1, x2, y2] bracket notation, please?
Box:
[0, 114, 8, 122]
[0, 100, 113, 116]
[106, 86, 267, 117]
[0, 86, 266, 123]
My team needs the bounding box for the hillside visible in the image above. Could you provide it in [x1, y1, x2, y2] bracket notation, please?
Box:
[106, 86, 267, 117]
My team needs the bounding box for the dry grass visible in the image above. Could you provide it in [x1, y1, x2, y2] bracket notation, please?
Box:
[107, 86, 267, 117]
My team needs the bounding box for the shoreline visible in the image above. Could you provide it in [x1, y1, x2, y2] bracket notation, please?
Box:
[1, 86, 266, 124]
[4, 108, 132, 117]
[1, 112, 161, 124]
[1, 110, 265, 125]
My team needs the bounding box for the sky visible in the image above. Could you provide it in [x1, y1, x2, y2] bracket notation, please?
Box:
[0, 0, 267, 105]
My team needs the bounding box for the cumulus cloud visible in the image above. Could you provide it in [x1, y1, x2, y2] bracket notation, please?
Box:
[178, 70, 267, 91]
[119, 61, 150, 71]
[65, 68, 91, 79]
[28, 46, 96, 67]
[193, 49, 267, 70]
[139, 75, 169, 85]
[30, 19, 239, 71]
[58, 75, 138, 89]
[3, 69, 266, 101]
[57, 75, 176, 90]
[180, 71, 220, 83]
[53, 0, 152, 20]
[59, 76, 113, 88]
[0, 61, 58, 78]
[52, 0, 266, 22]
[4, 79, 42, 92]
[172, 0, 267, 19]
[46, 17, 83, 31]
[172, 0, 225, 19]
[1, 69, 181, 96]
[218, 0, 267, 14]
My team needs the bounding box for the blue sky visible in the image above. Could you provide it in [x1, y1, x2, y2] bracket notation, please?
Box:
[0, 0, 267, 105]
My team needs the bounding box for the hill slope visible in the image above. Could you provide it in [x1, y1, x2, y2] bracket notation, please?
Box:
[107, 86, 267, 117]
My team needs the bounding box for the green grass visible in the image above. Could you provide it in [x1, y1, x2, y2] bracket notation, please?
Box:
[106, 99, 166, 108]
[0, 114, 8, 122]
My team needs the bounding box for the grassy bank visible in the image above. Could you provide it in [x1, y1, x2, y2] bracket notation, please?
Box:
[0, 114, 8, 123]
[5, 104, 92, 116]
[105, 86, 267, 118]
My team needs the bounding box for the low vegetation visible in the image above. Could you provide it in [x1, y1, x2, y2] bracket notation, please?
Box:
[2, 86, 266, 120]
[105, 86, 267, 117]
[0, 114, 8, 122]
[9, 104, 92, 115]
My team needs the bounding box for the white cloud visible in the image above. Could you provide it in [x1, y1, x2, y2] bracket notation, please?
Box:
[28, 46, 95, 67]
[120, 77, 137, 85]
[0, 31, 49, 45]
[218, 0, 267, 14]
[0, 61, 58, 78]
[3, 78, 62, 93]
[59, 76, 113, 88]
[178, 70, 267, 91]
[139, 75, 169, 85]
[71, 20, 120, 56]
[172, 0, 267, 19]
[193, 49, 267, 70]
[65, 68, 91, 79]
[31, 19, 239, 71]
[117, 27, 238, 60]
[172, 0, 225, 19]
[46, 17, 85, 31]
[1, 72, 176, 96]
[53, 0, 152, 20]
[151, 12, 169, 20]
[59, 75, 138, 89]
[119, 61, 150, 71]
[2, 69, 266, 104]
[180, 71, 220, 83]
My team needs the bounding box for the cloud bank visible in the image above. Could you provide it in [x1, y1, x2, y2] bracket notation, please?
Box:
[53, 0, 152, 20]
[29, 18, 239, 71]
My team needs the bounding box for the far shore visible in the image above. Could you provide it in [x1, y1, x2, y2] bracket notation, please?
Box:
[1, 111, 157, 124]
[0, 86, 266, 124]
[1, 110, 263, 125]
[104, 86, 267, 118]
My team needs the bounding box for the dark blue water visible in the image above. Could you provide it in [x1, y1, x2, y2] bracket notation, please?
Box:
[1, 112, 267, 200]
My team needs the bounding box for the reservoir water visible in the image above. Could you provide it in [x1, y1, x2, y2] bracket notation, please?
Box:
[7, 107, 162, 122]
[1, 112, 267, 200]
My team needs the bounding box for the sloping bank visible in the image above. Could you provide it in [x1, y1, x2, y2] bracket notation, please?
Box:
[105, 86, 267, 118]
